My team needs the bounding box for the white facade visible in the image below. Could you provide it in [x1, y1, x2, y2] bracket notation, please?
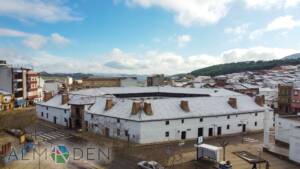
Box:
[120, 77, 138, 87]
[85, 111, 265, 144]
[274, 115, 300, 164]
[36, 104, 70, 126]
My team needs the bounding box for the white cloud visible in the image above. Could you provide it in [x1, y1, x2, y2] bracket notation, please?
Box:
[176, 34, 191, 47]
[1, 46, 297, 75]
[0, 27, 70, 49]
[221, 46, 298, 63]
[51, 33, 70, 45]
[225, 23, 249, 41]
[0, 0, 82, 23]
[266, 15, 299, 31]
[249, 15, 300, 39]
[244, 0, 300, 10]
[22, 35, 47, 49]
[123, 0, 233, 27]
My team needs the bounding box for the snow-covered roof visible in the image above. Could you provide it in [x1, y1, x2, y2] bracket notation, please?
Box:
[70, 86, 241, 97]
[86, 95, 267, 121]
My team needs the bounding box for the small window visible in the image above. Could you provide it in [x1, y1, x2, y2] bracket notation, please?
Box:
[117, 118, 120, 123]
[255, 113, 258, 116]
[125, 130, 129, 136]
[255, 122, 257, 126]
[165, 131, 169, 137]
[91, 114, 94, 119]
[117, 129, 120, 136]
[64, 110, 67, 114]
[227, 115, 230, 119]
[181, 119, 184, 124]
[200, 118, 203, 122]
[64, 118, 67, 122]
[46, 107, 48, 110]
[165, 120, 169, 125]
[227, 125, 230, 130]
[41, 112, 43, 117]
[46, 113, 48, 119]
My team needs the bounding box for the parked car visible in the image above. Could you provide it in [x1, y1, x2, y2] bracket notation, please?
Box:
[137, 161, 164, 169]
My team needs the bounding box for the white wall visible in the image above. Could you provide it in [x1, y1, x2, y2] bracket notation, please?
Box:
[86, 111, 266, 144]
[120, 78, 138, 87]
[36, 104, 70, 126]
[85, 113, 141, 142]
[275, 115, 300, 144]
[139, 112, 265, 144]
[289, 127, 300, 163]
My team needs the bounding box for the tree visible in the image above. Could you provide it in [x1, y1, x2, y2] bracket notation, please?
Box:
[219, 139, 229, 161]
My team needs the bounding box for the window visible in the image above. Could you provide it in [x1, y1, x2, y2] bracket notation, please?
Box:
[181, 119, 184, 124]
[165, 120, 169, 125]
[64, 118, 67, 122]
[255, 113, 258, 116]
[46, 107, 48, 110]
[227, 115, 230, 119]
[227, 125, 230, 130]
[41, 112, 43, 117]
[117, 129, 120, 136]
[125, 130, 129, 136]
[165, 131, 169, 137]
[64, 110, 67, 114]
[46, 113, 48, 119]
[255, 121, 257, 126]
[91, 114, 94, 119]
[117, 118, 120, 123]
[200, 118, 203, 122]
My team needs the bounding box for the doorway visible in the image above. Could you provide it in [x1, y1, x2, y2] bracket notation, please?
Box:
[198, 128, 203, 137]
[217, 127, 222, 136]
[53, 116, 57, 124]
[209, 128, 213, 136]
[242, 124, 246, 132]
[181, 131, 186, 140]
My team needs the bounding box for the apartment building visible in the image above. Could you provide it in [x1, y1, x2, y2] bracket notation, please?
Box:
[0, 61, 40, 107]
[36, 87, 273, 144]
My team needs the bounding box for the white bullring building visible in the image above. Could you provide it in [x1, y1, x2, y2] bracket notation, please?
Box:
[36, 87, 273, 144]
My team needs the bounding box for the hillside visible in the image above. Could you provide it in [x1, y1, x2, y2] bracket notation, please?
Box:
[190, 58, 300, 77]
[283, 53, 300, 60]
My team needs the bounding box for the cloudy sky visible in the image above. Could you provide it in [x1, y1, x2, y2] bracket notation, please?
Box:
[1, 0, 300, 75]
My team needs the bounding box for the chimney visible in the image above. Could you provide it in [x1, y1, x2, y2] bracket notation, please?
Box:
[255, 95, 265, 107]
[228, 97, 237, 109]
[105, 99, 114, 110]
[143, 102, 153, 115]
[180, 100, 190, 112]
[131, 101, 141, 115]
[61, 93, 69, 105]
[43, 91, 53, 102]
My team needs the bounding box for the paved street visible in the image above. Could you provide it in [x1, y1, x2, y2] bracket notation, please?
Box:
[2, 120, 300, 169]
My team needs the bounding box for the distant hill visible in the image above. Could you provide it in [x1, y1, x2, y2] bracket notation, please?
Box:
[39, 72, 93, 80]
[190, 58, 300, 77]
[282, 53, 300, 60]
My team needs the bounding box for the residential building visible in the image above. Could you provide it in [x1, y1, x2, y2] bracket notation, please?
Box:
[278, 84, 293, 114]
[291, 88, 300, 113]
[0, 90, 14, 112]
[36, 87, 272, 144]
[147, 74, 164, 86]
[0, 61, 40, 107]
[26, 70, 39, 104]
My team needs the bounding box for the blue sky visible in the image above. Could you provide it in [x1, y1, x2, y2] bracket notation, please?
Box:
[1, 0, 300, 74]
